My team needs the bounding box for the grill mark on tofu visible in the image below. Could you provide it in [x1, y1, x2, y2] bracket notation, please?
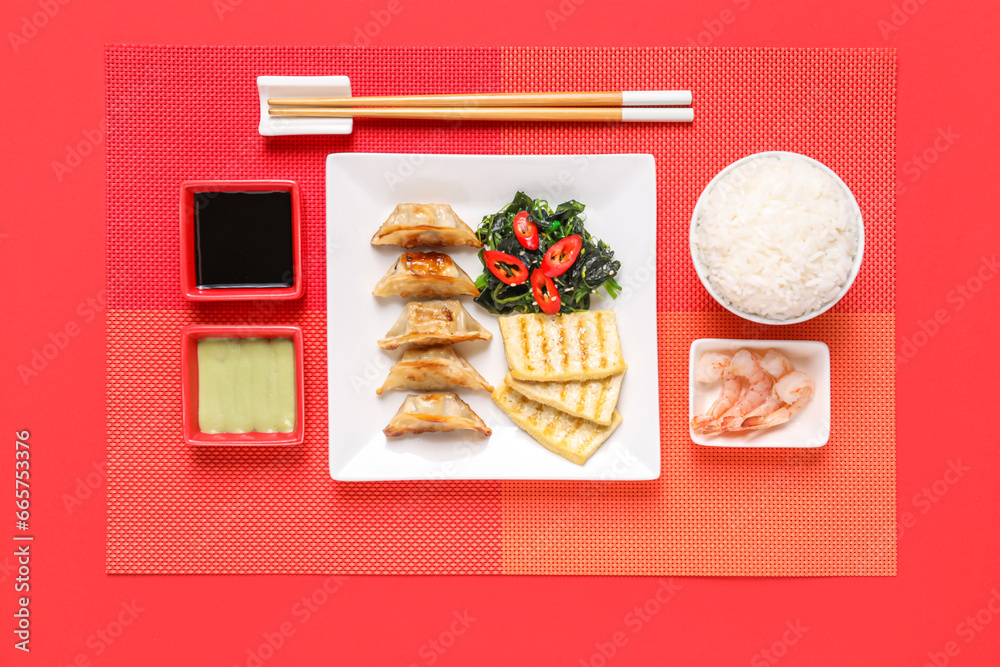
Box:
[596, 312, 608, 371]
[538, 317, 551, 376]
[574, 319, 586, 374]
[594, 380, 608, 417]
[532, 315, 556, 375]
[565, 415, 585, 440]
[572, 383, 587, 413]
[577, 382, 592, 414]
[522, 392, 545, 428]
[558, 317, 570, 374]
[518, 316, 531, 372]
[580, 317, 593, 373]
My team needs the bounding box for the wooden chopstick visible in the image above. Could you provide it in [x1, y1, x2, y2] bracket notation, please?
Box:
[268, 90, 692, 108]
[268, 106, 694, 123]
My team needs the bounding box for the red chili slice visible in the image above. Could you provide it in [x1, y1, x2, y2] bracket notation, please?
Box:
[540, 234, 583, 278]
[512, 211, 539, 250]
[483, 250, 529, 285]
[530, 268, 561, 314]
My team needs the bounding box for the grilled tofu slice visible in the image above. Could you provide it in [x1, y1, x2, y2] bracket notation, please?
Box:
[492, 378, 622, 465]
[498, 310, 626, 381]
[504, 371, 624, 426]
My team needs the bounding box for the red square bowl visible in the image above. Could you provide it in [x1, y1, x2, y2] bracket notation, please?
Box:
[180, 180, 303, 301]
[181, 325, 305, 445]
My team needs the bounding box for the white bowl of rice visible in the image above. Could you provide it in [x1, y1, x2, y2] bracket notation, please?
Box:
[690, 151, 864, 325]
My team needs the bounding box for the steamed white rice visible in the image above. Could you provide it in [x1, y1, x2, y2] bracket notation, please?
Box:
[693, 154, 860, 321]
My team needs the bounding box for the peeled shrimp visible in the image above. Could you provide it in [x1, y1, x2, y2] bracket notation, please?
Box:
[741, 373, 813, 430]
[717, 350, 774, 430]
[695, 352, 732, 383]
[775, 370, 813, 409]
[690, 353, 740, 434]
[691, 348, 814, 435]
[760, 349, 793, 378]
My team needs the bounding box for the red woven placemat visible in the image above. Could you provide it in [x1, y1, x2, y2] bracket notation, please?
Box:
[106, 45, 895, 575]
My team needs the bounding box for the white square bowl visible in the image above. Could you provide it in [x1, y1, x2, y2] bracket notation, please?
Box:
[689, 339, 830, 448]
[257, 76, 353, 136]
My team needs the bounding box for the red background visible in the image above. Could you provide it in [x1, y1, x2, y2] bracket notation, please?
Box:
[1, 0, 997, 665]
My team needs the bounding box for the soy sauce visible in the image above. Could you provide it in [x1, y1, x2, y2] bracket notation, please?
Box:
[194, 191, 295, 289]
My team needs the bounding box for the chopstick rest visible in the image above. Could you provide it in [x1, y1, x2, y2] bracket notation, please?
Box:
[257, 75, 353, 137]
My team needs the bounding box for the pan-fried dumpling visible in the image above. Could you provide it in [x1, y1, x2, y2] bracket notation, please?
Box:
[371, 204, 482, 248]
[378, 300, 493, 350]
[372, 252, 480, 299]
[376, 345, 494, 395]
[383, 393, 491, 437]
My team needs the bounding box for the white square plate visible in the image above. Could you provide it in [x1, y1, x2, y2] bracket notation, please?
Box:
[327, 153, 660, 481]
[688, 339, 830, 447]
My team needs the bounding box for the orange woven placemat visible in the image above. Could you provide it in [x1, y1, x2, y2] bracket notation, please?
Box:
[106, 46, 895, 575]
